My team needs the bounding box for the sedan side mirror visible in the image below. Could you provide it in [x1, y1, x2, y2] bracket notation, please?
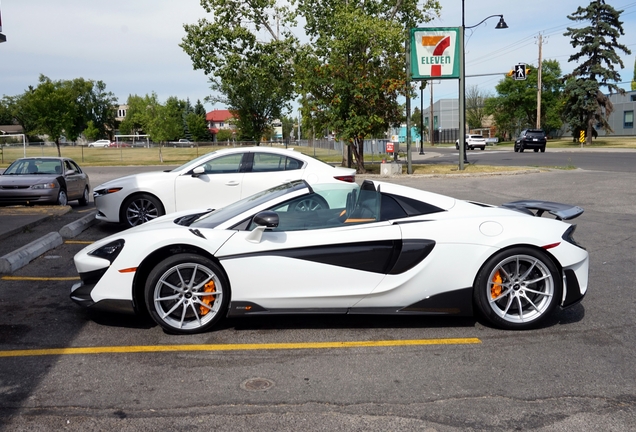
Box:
[191, 166, 205, 177]
[65, 169, 76, 176]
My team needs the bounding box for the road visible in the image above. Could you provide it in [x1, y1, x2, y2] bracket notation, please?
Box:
[424, 146, 636, 173]
[1, 153, 635, 431]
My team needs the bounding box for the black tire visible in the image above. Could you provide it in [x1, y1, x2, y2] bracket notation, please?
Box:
[480, 147, 485, 150]
[57, 189, 68, 206]
[519, 145, 525, 153]
[145, 253, 230, 334]
[541, 146, 546, 153]
[290, 195, 329, 212]
[78, 186, 89, 206]
[473, 247, 562, 330]
[121, 193, 165, 228]
[534, 148, 539, 152]
[514, 145, 519, 153]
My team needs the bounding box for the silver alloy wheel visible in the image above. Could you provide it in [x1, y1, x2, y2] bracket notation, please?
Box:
[152, 262, 223, 331]
[57, 190, 68, 206]
[292, 197, 326, 212]
[487, 254, 555, 324]
[126, 197, 160, 226]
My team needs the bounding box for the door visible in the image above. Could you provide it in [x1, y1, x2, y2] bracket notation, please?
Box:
[63, 160, 82, 199]
[174, 153, 246, 212]
[216, 222, 402, 310]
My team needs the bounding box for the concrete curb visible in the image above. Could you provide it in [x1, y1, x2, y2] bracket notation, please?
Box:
[0, 211, 97, 274]
[59, 212, 98, 239]
[0, 232, 63, 274]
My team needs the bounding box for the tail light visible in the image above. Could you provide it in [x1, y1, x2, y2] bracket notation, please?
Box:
[334, 175, 355, 183]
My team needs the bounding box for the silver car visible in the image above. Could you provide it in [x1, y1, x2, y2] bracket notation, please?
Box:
[0, 157, 90, 206]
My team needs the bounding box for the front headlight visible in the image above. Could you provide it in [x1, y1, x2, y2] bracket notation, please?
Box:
[31, 182, 57, 190]
[93, 187, 123, 197]
[88, 239, 125, 263]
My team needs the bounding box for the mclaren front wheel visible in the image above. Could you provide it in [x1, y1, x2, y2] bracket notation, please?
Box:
[145, 253, 229, 334]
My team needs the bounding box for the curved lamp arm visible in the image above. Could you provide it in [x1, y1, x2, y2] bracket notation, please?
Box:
[466, 15, 508, 30]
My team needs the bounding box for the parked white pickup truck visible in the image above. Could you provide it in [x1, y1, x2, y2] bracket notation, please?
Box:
[455, 134, 486, 150]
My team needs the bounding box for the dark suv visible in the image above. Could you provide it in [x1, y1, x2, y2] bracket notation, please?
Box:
[514, 129, 546, 153]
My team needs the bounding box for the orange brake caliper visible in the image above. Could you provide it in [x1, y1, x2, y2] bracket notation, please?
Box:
[491, 270, 503, 299]
[199, 280, 216, 315]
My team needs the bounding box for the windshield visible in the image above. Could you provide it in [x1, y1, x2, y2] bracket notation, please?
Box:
[3, 159, 63, 175]
[170, 151, 217, 173]
[190, 180, 309, 229]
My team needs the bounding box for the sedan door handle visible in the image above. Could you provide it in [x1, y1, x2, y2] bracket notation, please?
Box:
[225, 181, 240, 186]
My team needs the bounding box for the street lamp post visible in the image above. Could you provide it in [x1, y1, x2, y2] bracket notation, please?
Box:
[459, 1, 507, 170]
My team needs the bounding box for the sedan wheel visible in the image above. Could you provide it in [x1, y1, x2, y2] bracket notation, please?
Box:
[78, 187, 89, 206]
[473, 247, 562, 330]
[145, 254, 229, 334]
[122, 194, 164, 228]
[290, 196, 329, 212]
[57, 189, 68, 206]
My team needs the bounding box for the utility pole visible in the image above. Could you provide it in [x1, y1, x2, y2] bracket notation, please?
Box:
[536, 33, 543, 129]
[429, 80, 434, 146]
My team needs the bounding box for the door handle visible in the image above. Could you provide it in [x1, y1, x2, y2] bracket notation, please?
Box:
[225, 181, 240, 186]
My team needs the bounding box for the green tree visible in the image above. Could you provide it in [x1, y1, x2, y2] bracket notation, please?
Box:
[295, 0, 440, 172]
[465, 85, 489, 131]
[563, 0, 631, 145]
[631, 57, 636, 91]
[484, 60, 563, 138]
[181, 0, 297, 142]
[185, 112, 209, 142]
[83, 120, 100, 142]
[0, 97, 14, 124]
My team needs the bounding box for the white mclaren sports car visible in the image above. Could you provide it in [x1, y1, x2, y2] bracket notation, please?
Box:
[71, 179, 589, 334]
[92, 146, 355, 228]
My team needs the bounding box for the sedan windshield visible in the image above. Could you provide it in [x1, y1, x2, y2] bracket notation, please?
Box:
[3, 159, 63, 175]
[189, 180, 309, 229]
[170, 151, 217, 173]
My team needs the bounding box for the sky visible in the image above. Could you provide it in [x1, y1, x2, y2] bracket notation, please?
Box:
[1, 0, 635, 113]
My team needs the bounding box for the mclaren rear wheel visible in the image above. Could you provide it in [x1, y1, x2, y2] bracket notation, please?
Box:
[473, 247, 562, 330]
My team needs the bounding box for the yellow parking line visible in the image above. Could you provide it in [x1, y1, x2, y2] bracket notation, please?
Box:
[64, 240, 93, 244]
[0, 338, 481, 358]
[1, 276, 80, 281]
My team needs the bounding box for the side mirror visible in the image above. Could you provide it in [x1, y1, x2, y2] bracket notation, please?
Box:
[191, 166, 205, 177]
[253, 211, 279, 228]
[65, 169, 76, 176]
[246, 211, 279, 243]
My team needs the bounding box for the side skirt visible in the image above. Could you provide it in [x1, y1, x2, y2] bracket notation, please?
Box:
[227, 288, 474, 318]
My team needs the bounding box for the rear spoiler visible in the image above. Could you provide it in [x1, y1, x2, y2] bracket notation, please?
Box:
[501, 200, 584, 221]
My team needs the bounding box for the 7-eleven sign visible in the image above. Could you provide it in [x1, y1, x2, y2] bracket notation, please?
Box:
[410, 28, 460, 80]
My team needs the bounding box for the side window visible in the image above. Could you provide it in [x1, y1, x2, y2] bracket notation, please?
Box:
[285, 157, 303, 170]
[199, 154, 243, 174]
[69, 161, 83, 173]
[252, 153, 285, 172]
[65, 160, 75, 173]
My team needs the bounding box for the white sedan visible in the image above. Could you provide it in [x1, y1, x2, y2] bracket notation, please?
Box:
[93, 147, 356, 228]
[87, 139, 111, 148]
[71, 179, 588, 334]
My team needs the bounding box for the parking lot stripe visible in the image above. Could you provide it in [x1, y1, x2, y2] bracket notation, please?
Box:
[1, 276, 80, 281]
[64, 240, 94, 244]
[0, 338, 481, 358]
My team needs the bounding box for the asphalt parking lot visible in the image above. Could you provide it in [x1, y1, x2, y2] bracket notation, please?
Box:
[1, 161, 635, 430]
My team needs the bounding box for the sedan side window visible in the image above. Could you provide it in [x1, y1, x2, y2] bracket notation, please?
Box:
[251, 153, 285, 172]
[199, 154, 243, 174]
